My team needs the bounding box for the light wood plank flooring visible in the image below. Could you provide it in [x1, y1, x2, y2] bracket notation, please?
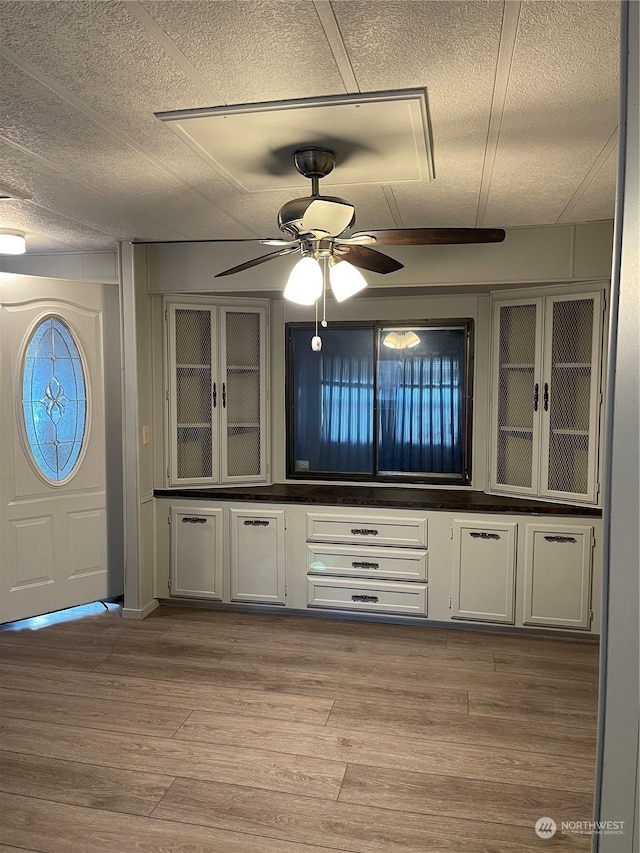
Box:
[0, 604, 599, 852]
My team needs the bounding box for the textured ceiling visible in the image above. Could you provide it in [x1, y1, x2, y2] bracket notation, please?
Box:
[0, 0, 620, 254]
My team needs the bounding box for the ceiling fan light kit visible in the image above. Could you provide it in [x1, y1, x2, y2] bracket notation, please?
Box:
[283, 256, 323, 305]
[329, 260, 368, 302]
[0, 228, 26, 255]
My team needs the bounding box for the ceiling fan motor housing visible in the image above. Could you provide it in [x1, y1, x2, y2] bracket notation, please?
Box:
[277, 195, 356, 238]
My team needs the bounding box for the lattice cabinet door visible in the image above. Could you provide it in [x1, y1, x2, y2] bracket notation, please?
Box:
[490, 297, 544, 495]
[539, 292, 603, 503]
[219, 306, 268, 483]
[167, 304, 219, 484]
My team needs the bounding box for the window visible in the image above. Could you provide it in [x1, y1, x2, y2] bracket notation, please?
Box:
[21, 317, 87, 483]
[286, 320, 473, 484]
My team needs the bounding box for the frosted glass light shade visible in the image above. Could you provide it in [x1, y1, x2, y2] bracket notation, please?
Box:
[382, 330, 421, 349]
[329, 260, 367, 302]
[283, 256, 323, 304]
[0, 229, 26, 255]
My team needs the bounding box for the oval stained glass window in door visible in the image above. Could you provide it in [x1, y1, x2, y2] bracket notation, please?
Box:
[22, 317, 87, 482]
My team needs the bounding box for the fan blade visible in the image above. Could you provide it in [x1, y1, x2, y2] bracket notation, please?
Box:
[259, 238, 298, 246]
[335, 233, 376, 246]
[335, 244, 404, 274]
[215, 246, 297, 277]
[302, 199, 355, 237]
[347, 228, 506, 246]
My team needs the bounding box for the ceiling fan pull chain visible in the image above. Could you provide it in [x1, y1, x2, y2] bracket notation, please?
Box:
[322, 256, 328, 328]
[312, 294, 322, 351]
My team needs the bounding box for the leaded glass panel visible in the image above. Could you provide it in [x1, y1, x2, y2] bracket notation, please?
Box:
[22, 317, 87, 482]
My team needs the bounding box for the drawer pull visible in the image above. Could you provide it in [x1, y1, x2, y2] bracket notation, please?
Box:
[351, 528, 379, 536]
[469, 531, 501, 540]
[544, 535, 577, 543]
[182, 516, 207, 524]
[244, 519, 270, 527]
[351, 594, 379, 603]
[351, 561, 380, 570]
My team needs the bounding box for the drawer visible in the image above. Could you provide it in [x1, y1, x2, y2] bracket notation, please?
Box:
[307, 577, 427, 616]
[307, 544, 427, 581]
[306, 512, 427, 548]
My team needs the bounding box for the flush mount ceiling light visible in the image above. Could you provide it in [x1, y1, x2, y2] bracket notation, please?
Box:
[0, 229, 26, 255]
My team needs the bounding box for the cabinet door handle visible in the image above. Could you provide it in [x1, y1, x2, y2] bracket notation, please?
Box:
[244, 519, 270, 527]
[351, 594, 379, 603]
[222, 382, 227, 408]
[533, 383, 539, 412]
[543, 382, 549, 411]
[351, 561, 380, 570]
[351, 528, 379, 536]
[212, 382, 217, 408]
[470, 531, 501, 540]
[544, 535, 577, 543]
[182, 517, 207, 524]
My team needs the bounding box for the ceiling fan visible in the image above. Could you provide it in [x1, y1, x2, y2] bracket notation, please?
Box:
[215, 146, 506, 305]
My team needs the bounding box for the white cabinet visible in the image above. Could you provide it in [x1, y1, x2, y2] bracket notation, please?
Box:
[306, 513, 427, 548]
[305, 510, 428, 616]
[308, 576, 427, 616]
[451, 519, 517, 624]
[166, 299, 268, 485]
[490, 289, 604, 504]
[230, 508, 286, 605]
[307, 543, 428, 582]
[522, 523, 594, 629]
[169, 506, 223, 600]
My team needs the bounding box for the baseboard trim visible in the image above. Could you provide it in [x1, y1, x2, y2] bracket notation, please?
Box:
[122, 599, 159, 620]
[155, 598, 599, 641]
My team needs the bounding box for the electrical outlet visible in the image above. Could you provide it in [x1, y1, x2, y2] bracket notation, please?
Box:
[142, 425, 151, 445]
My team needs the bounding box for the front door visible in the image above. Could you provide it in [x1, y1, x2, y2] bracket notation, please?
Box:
[0, 274, 123, 623]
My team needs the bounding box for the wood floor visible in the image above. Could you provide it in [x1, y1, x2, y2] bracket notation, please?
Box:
[0, 604, 599, 853]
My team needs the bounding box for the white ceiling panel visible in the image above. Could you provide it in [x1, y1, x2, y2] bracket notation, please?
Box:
[0, 56, 256, 242]
[482, 0, 620, 226]
[0, 0, 621, 256]
[140, 0, 347, 104]
[158, 90, 434, 192]
[0, 198, 115, 254]
[331, 1, 505, 227]
[0, 139, 188, 245]
[560, 150, 618, 224]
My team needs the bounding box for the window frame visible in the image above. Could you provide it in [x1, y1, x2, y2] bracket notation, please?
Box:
[285, 318, 474, 486]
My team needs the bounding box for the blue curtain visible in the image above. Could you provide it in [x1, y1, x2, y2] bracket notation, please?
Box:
[378, 354, 462, 473]
[318, 354, 373, 472]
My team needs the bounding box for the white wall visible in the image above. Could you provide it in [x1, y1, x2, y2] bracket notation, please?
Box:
[0, 252, 118, 283]
[146, 222, 614, 294]
[595, 1, 640, 848]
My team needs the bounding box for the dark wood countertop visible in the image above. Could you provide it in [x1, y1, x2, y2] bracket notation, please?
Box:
[154, 483, 602, 516]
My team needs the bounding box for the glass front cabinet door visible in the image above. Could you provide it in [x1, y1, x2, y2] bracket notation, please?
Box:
[167, 300, 268, 485]
[490, 289, 605, 505]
